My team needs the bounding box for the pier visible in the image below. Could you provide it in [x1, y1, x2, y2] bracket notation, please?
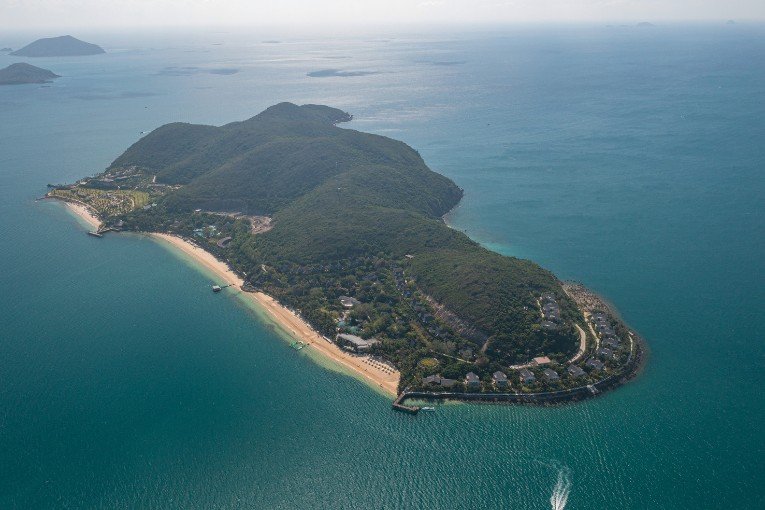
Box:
[392, 393, 420, 414]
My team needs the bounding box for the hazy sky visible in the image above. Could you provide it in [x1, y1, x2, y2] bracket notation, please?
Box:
[2, 0, 763, 29]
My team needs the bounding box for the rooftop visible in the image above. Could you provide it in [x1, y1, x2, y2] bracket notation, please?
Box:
[543, 368, 559, 380]
[337, 333, 378, 349]
[597, 347, 614, 358]
[519, 368, 535, 379]
[339, 296, 361, 308]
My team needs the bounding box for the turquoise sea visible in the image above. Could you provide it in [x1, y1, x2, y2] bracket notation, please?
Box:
[1, 25, 763, 508]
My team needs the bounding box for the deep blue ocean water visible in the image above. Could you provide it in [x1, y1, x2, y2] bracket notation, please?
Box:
[1, 25, 763, 508]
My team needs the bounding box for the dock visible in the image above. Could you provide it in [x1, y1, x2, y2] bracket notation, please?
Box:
[392, 393, 420, 414]
[87, 227, 117, 238]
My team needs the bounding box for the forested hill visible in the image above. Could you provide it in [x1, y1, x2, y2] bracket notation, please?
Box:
[0, 63, 59, 85]
[105, 103, 581, 389]
[11, 35, 104, 57]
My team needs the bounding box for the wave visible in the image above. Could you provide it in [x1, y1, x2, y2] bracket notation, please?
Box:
[549, 465, 572, 510]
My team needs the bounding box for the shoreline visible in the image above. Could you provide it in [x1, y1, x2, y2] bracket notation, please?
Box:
[53, 197, 645, 406]
[60, 199, 102, 230]
[54, 196, 399, 396]
[150, 234, 400, 397]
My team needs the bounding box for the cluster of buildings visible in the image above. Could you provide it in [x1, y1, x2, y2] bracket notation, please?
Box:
[588, 310, 622, 368]
[193, 225, 219, 238]
[540, 293, 562, 329]
[421, 352, 599, 391]
[415, 304, 629, 394]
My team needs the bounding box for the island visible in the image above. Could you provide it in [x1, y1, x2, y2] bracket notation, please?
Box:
[11, 35, 105, 57]
[46, 103, 645, 409]
[307, 69, 378, 78]
[1, 47, 12, 52]
[0, 63, 59, 85]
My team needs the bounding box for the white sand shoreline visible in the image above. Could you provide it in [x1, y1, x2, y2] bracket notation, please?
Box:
[60, 199, 102, 229]
[55, 199, 399, 397]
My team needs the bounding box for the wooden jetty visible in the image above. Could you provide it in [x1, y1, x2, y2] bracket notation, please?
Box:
[212, 283, 235, 293]
[392, 393, 420, 414]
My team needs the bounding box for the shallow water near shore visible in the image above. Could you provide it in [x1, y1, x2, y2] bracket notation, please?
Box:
[1, 25, 763, 508]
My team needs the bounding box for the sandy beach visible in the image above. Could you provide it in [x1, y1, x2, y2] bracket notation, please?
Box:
[62, 200, 102, 230]
[55, 196, 400, 396]
[151, 233, 400, 396]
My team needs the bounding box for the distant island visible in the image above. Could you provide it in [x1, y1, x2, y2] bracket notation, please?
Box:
[0, 63, 59, 85]
[1, 47, 12, 52]
[307, 69, 378, 78]
[11, 35, 104, 57]
[47, 103, 644, 408]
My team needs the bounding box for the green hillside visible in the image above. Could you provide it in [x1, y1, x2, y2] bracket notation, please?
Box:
[81, 103, 582, 391]
[0, 63, 59, 85]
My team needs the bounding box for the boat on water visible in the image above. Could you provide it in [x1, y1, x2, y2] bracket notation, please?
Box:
[212, 285, 222, 292]
[290, 341, 306, 351]
[420, 406, 435, 412]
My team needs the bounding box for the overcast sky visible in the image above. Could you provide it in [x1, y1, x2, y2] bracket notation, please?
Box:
[2, 0, 763, 29]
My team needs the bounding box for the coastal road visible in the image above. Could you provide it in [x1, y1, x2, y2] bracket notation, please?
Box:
[569, 324, 588, 364]
[509, 323, 588, 370]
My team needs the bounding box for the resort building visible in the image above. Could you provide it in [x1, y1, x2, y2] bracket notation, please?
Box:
[602, 337, 621, 349]
[597, 347, 614, 359]
[541, 295, 562, 323]
[567, 365, 586, 378]
[492, 371, 508, 388]
[338, 296, 360, 308]
[586, 358, 605, 371]
[336, 333, 378, 352]
[440, 378, 457, 388]
[532, 356, 552, 366]
[422, 375, 457, 388]
[465, 372, 481, 390]
[543, 368, 560, 382]
[423, 374, 441, 385]
[519, 368, 535, 384]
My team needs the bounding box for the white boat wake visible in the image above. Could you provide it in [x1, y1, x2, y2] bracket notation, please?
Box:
[549, 465, 572, 510]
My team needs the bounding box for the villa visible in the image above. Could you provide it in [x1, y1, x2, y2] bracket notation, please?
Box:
[338, 296, 360, 308]
[422, 375, 457, 388]
[465, 372, 481, 390]
[597, 347, 614, 359]
[519, 368, 535, 384]
[543, 368, 559, 382]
